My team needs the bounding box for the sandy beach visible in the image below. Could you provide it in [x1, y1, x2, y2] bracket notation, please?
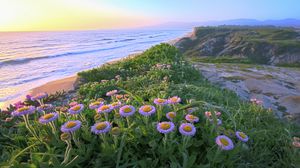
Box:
[0, 53, 141, 110]
[0, 75, 78, 109]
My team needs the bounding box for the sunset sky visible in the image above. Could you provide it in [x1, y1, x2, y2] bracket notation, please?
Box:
[0, 0, 299, 31]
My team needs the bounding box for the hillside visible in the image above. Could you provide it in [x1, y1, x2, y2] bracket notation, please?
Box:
[1, 44, 299, 167]
[175, 26, 300, 65]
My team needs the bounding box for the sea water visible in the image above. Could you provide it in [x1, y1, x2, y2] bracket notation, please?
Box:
[0, 29, 189, 103]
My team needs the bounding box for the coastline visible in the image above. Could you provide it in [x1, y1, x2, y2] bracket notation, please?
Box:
[0, 29, 192, 110]
[0, 52, 142, 110]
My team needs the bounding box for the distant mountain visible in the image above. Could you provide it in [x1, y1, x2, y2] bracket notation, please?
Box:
[174, 26, 300, 65]
[156, 19, 300, 29]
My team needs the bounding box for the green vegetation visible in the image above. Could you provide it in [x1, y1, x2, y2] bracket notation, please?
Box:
[176, 26, 300, 65]
[0, 44, 299, 167]
[187, 56, 253, 64]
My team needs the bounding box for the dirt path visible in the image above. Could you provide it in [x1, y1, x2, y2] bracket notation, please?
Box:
[193, 63, 300, 123]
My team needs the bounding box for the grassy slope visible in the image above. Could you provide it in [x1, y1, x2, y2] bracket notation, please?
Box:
[78, 44, 299, 167]
[177, 26, 300, 65]
[1, 44, 299, 167]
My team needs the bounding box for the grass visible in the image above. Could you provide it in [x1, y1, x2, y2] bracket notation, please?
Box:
[0, 44, 299, 167]
[187, 56, 254, 64]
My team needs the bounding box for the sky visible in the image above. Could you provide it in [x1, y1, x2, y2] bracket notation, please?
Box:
[0, 0, 299, 31]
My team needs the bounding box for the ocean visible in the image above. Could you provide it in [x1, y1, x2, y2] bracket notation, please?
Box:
[0, 29, 190, 103]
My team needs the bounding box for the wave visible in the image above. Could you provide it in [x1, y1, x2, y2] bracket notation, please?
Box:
[0, 44, 132, 67]
[114, 38, 135, 42]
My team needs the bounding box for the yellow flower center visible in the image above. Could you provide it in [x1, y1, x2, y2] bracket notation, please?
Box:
[91, 102, 101, 106]
[72, 105, 81, 111]
[43, 113, 54, 120]
[220, 138, 229, 146]
[66, 121, 77, 128]
[183, 125, 192, 132]
[239, 132, 246, 139]
[168, 112, 176, 118]
[157, 99, 166, 103]
[100, 105, 110, 111]
[142, 105, 152, 112]
[96, 123, 107, 130]
[111, 102, 119, 106]
[170, 97, 178, 102]
[160, 123, 171, 130]
[187, 115, 196, 120]
[17, 107, 29, 112]
[123, 107, 132, 113]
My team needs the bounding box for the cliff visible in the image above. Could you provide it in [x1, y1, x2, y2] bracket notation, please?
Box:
[175, 26, 300, 65]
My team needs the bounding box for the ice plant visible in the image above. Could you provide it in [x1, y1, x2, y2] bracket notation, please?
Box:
[11, 106, 35, 117]
[179, 123, 196, 136]
[91, 121, 111, 134]
[68, 104, 84, 114]
[168, 96, 181, 104]
[157, 122, 175, 134]
[139, 105, 156, 116]
[166, 112, 176, 120]
[185, 114, 199, 123]
[61, 120, 82, 133]
[236, 131, 249, 142]
[119, 105, 136, 117]
[153, 98, 168, 105]
[110, 101, 122, 109]
[31, 92, 48, 101]
[106, 90, 118, 96]
[97, 104, 113, 113]
[215, 135, 234, 150]
[39, 112, 59, 124]
[37, 104, 54, 113]
[89, 101, 103, 110]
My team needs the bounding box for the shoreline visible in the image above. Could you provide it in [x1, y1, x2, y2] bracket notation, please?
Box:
[0, 52, 142, 110]
[0, 30, 193, 110]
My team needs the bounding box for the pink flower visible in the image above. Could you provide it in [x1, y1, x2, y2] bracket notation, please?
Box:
[205, 111, 221, 118]
[250, 98, 263, 105]
[69, 102, 78, 107]
[13, 101, 24, 109]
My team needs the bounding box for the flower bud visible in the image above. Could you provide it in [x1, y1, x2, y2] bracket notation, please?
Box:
[97, 98, 105, 102]
[111, 127, 121, 136]
[60, 133, 71, 141]
[60, 106, 68, 113]
[114, 112, 121, 118]
[94, 114, 102, 121]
